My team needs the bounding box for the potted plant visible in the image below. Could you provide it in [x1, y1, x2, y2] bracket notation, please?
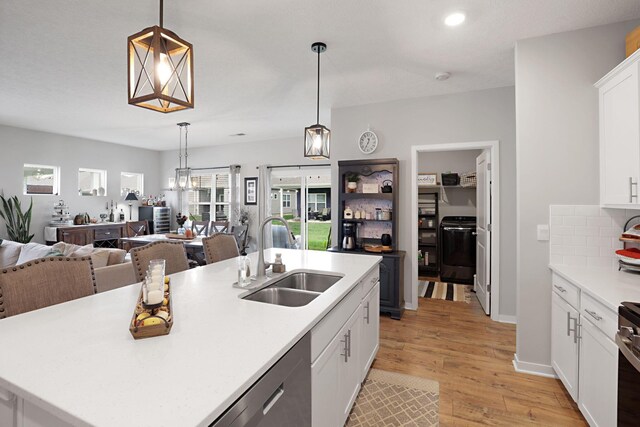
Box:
[176, 213, 188, 235]
[345, 173, 360, 193]
[0, 194, 34, 243]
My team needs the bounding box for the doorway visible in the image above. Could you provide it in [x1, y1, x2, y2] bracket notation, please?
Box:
[270, 166, 332, 250]
[410, 141, 501, 321]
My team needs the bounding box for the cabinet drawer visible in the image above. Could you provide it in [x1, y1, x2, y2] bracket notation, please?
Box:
[311, 282, 362, 363]
[361, 266, 379, 297]
[95, 228, 121, 241]
[552, 273, 580, 309]
[581, 293, 617, 340]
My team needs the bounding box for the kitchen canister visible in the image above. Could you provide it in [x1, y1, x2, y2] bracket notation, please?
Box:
[381, 209, 392, 221]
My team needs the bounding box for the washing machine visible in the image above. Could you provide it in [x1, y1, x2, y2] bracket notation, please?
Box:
[439, 216, 476, 284]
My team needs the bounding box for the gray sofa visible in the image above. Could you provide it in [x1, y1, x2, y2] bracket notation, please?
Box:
[0, 240, 136, 293]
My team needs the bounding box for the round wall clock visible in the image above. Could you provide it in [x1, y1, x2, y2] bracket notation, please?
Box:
[358, 130, 378, 154]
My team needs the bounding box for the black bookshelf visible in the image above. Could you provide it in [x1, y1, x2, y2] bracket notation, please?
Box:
[417, 189, 439, 276]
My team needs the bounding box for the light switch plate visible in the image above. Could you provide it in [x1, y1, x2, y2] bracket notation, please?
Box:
[537, 224, 550, 241]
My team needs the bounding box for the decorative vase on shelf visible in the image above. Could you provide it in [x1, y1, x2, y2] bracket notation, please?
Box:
[347, 181, 358, 193]
[177, 226, 186, 235]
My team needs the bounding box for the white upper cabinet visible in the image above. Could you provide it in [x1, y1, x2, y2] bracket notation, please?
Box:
[596, 50, 640, 208]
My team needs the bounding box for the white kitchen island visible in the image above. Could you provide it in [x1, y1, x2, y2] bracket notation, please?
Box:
[0, 249, 381, 427]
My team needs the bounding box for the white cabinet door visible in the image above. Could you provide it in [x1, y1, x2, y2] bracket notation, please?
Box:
[360, 283, 380, 382]
[312, 306, 361, 427]
[599, 60, 640, 207]
[578, 316, 618, 427]
[339, 308, 361, 424]
[551, 292, 580, 401]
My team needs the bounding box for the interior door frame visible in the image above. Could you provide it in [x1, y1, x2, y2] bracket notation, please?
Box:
[410, 141, 502, 322]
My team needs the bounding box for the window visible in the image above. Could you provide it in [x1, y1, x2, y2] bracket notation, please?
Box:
[78, 168, 107, 196]
[121, 172, 144, 197]
[307, 193, 326, 212]
[23, 164, 60, 195]
[187, 172, 230, 221]
[282, 193, 291, 208]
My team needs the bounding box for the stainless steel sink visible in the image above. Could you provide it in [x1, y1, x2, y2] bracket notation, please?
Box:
[271, 272, 342, 293]
[243, 288, 320, 307]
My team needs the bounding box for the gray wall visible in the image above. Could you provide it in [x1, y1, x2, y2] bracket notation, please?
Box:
[515, 19, 640, 368]
[159, 86, 516, 317]
[0, 124, 162, 243]
[418, 150, 480, 218]
[331, 86, 516, 315]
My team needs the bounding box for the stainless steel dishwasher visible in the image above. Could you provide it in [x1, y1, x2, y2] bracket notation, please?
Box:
[211, 333, 311, 426]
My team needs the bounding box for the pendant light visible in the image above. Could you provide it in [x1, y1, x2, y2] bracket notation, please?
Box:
[128, 0, 194, 113]
[174, 122, 192, 190]
[304, 42, 330, 160]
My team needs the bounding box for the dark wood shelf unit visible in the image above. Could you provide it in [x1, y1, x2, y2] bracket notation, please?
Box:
[337, 158, 403, 320]
[418, 188, 439, 277]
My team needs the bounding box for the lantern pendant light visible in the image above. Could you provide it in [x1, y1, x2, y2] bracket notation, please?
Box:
[175, 122, 192, 190]
[128, 0, 194, 113]
[304, 42, 330, 160]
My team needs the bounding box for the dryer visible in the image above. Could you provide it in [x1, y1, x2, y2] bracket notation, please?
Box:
[439, 216, 476, 284]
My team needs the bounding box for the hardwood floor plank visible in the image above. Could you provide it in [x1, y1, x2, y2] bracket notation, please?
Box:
[374, 296, 586, 425]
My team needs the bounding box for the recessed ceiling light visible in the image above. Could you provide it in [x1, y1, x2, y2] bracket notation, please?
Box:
[444, 12, 466, 27]
[231, 133, 246, 137]
[435, 72, 451, 81]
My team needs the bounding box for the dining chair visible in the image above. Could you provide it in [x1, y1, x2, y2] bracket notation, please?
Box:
[231, 225, 249, 255]
[202, 233, 240, 264]
[210, 221, 230, 234]
[191, 220, 210, 237]
[123, 220, 150, 251]
[130, 241, 190, 282]
[0, 257, 96, 319]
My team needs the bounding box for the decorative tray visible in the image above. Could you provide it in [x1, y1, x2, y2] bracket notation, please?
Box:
[165, 233, 195, 240]
[129, 278, 173, 340]
[364, 245, 393, 253]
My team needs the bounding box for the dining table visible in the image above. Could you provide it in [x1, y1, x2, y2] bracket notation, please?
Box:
[120, 233, 206, 264]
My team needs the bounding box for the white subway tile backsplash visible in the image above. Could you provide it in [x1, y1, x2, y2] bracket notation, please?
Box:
[564, 235, 587, 246]
[549, 204, 627, 271]
[550, 205, 575, 216]
[586, 216, 611, 227]
[575, 206, 600, 216]
[564, 216, 586, 226]
[551, 225, 574, 236]
[574, 226, 599, 237]
[550, 216, 564, 226]
[564, 255, 586, 266]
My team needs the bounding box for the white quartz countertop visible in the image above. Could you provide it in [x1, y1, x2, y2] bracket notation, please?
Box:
[549, 264, 640, 312]
[0, 249, 381, 427]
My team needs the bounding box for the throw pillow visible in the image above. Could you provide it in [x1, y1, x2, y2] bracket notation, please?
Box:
[16, 242, 56, 265]
[0, 240, 23, 268]
[89, 249, 110, 269]
[52, 241, 82, 257]
[45, 249, 64, 257]
[105, 249, 127, 266]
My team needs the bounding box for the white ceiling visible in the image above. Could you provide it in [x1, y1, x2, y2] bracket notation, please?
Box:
[1, 0, 639, 150]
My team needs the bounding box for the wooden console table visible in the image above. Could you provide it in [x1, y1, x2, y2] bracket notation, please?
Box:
[48, 223, 127, 247]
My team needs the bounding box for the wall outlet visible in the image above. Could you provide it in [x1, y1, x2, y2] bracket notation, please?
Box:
[537, 224, 550, 241]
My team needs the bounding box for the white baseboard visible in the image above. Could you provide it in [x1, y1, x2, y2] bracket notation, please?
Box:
[512, 354, 558, 378]
[497, 314, 517, 324]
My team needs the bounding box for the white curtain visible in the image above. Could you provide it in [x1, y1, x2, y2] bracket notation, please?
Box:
[258, 165, 273, 248]
[228, 165, 241, 225]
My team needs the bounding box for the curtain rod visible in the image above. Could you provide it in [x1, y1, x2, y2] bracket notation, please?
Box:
[257, 164, 331, 170]
[183, 165, 240, 171]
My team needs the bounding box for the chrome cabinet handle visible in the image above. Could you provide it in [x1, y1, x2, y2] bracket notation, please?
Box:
[364, 302, 370, 324]
[554, 285, 566, 293]
[630, 177, 638, 203]
[340, 332, 349, 362]
[585, 309, 602, 321]
[346, 329, 352, 358]
[567, 313, 579, 344]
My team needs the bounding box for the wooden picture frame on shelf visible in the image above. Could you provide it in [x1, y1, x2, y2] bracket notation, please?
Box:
[244, 177, 258, 205]
[417, 173, 437, 186]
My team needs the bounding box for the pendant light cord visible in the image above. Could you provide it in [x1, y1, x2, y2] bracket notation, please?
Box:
[159, 0, 164, 28]
[316, 47, 320, 125]
[178, 123, 182, 169]
[184, 124, 189, 169]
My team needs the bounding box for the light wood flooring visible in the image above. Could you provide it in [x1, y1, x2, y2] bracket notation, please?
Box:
[372, 295, 587, 426]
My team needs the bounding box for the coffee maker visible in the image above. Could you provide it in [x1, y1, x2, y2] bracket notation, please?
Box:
[342, 223, 356, 250]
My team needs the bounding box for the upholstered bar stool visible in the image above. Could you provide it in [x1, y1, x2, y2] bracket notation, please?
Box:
[0, 257, 96, 319]
[202, 233, 240, 264]
[130, 241, 189, 282]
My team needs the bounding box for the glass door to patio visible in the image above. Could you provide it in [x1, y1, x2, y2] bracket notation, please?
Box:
[270, 166, 331, 250]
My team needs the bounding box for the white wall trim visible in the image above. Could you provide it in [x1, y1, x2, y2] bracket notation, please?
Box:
[512, 353, 558, 378]
[498, 314, 517, 324]
[410, 141, 502, 322]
